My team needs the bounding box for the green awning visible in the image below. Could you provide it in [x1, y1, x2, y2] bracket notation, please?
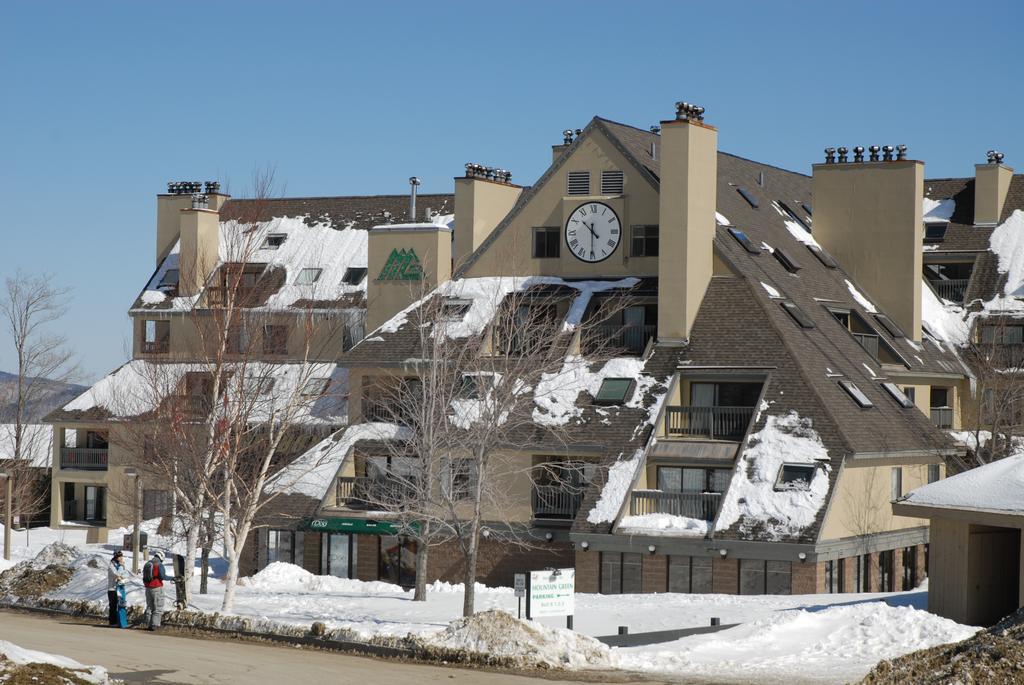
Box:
[302, 517, 408, 535]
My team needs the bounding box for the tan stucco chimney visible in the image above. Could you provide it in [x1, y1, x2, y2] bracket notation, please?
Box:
[178, 199, 220, 297]
[812, 151, 923, 340]
[974, 155, 1014, 226]
[452, 165, 522, 269]
[156, 182, 229, 266]
[366, 224, 453, 332]
[657, 103, 718, 343]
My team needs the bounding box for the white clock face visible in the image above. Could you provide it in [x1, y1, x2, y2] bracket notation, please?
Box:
[565, 202, 621, 263]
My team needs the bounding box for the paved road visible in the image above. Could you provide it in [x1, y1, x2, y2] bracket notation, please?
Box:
[0, 610, 659, 685]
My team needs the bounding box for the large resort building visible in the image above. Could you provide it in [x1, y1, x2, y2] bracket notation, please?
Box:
[44, 101, 1024, 596]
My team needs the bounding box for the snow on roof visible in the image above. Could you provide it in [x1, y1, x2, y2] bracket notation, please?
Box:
[715, 212, 730, 226]
[264, 422, 408, 499]
[135, 216, 368, 312]
[902, 451, 1024, 515]
[715, 411, 830, 539]
[760, 282, 781, 299]
[921, 281, 970, 346]
[990, 211, 1024, 297]
[586, 449, 642, 524]
[845, 279, 877, 313]
[617, 512, 709, 537]
[0, 424, 52, 467]
[781, 217, 819, 247]
[923, 197, 956, 223]
[62, 360, 348, 425]
[532, 356, 657, 427]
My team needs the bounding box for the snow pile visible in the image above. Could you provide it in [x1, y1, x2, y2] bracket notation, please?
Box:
[901, 451, 1024, 513]
[587, 450, 642, 524]
[846, 279, 877, 313]
[0, 640, 110, 684]
[715, 211, 731, 226]
[921, 281, 970, 346]
[990, 211, 1024, 296]
[618, 602, 977, 684]
[265, 422, 408, 498]
[715, 411, 830, 539]
[922, 197, 956, 223]
[246, 562, 403, 595]
[760, 282, 781, 298]
[617, 513, 709, 536]
[140, 289, 167, 305]
[532, 357, 656, 427]
[419, 609, 613, 670]
[32, 542, 81, 567]
[783, 218, 819, 247]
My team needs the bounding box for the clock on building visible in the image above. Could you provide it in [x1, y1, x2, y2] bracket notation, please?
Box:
[565, 202, 620, 263]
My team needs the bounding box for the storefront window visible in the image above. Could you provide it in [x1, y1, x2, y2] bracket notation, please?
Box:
[379, 535, 417, 587]
[321, 533, 356, 578]
[267, 530, 294, 565]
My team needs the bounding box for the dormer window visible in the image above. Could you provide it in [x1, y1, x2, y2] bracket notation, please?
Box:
[296, 268, 322, 285]
[341, 267, 367, 286]
[594, 378, 635, 405]
[441, 299, 472, 320]
[601, 170, 624, 195]
[774, 463, 818, 491]
[567, 171, 590, 195]
[158, 269, 179, 289]
[263, 234, 287, 249]
[924, 222, 948, 243]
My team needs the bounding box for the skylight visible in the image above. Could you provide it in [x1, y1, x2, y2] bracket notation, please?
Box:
[807, 244, 838, 269]
[776, 201, 810, 232]
[263, 234, 287, 249]
[780, 300, 815, 328]
[801, 202, 813, 217]
[775, 463, 817, 491]
[736, 187, 760, 209]
[873, 313, 905, 338]
[341, 267, 367, 286]
[728, 227, 761, 254]
[296, 268, 322, 285]
[774, 247, 802, 272]
[441, 299, 472, 320]
[880, 382, 914, 408]
[594, 378, 635, 405]
[924, 223, 948, 243]
[839, 380, 873, 408]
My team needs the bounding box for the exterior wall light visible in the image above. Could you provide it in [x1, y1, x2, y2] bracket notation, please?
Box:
[798, 552, 807, 562]
[647, 545, 656, 554]
[544, 532, 554, 542]
[580, 541, 589, 550]
[719, 548, 728, 557]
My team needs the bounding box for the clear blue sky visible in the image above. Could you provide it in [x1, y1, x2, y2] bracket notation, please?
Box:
[1, 1, 1020, 380]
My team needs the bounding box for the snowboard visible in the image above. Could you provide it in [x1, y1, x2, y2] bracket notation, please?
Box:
[117, 585, 128, 628]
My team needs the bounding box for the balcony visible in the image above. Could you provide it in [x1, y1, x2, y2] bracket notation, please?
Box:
[531, 485, 582, 520]
[140, 340, 169, 354]
[60, 448, 108, 470]
[929, 278, 969, 303]
[583, 324, 657, 356]
[930, 406, 954, 429]
[630, 490, 722, 521]
[852, 332, 880, 360]
[335, 476, 419, 510]
[663, 406, 755, 441]
[162, 395, 212, 418]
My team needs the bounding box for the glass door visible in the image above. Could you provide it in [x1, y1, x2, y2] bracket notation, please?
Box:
[690, 383, 717, 435]
[322, 533, 355, 578]
[84, 486, 105, 521]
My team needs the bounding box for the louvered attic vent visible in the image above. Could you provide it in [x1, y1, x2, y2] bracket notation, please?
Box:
[737, 187, 760, 208]
[567, 171, 590, 195]
[601, 170, 624, 195]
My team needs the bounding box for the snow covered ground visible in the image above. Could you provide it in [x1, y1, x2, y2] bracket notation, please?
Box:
[0, 638, 110, 683]
[0, 524, 978, 684]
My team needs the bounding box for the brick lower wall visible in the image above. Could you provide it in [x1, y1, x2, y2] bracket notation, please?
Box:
[426, 539, 573, 587]
[841, 557, 856, 593]
[916, 544, 927, 582]
[791, 560, 819, 594]
[642, 554, 668, 593]
[867, 552, 880, 592]
[712, 557, 738, 594]
[355, 534, 379, 581]
[575, 549, 599, 593]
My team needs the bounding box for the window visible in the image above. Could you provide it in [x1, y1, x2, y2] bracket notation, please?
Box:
[532, 227, 560, 259]
[668, 555, 714, 593]
[740, 559, 792, 595]
[142, 320, 171, 354]
[881, 382, 915, 409]
[630, 224, 659, 257]
[874, 314, 905, 338]
[262, 324, 288, 355]
[567, 171, 590, 195]
[443, 459, 478, 501]
[594, 378, 635, 405]
[262, 234, 287, 249]
[321, 533, 357, 579]
[601, 170, 624, 195]
[143, 490, 171, 519]
[824, 560, 836, 593]
[839, 380, 873, 408]
[903, 386, 916, 404]
[600, 551, 643, 594]
[301, 377, 330, 396]
[296, 268, 322, 284]
[84, 486, 105, 521]
[727, 227, 761, 254]
[902, 547, 917, 590]
[226, 325, 250, 354]
[773, 247, 802, 272]
[158, 269, 179, 288]
[441, 298, 472, 320]
[776, 201, 810, 232]
[980, 324, 1024, 344]
[736, 186, 760, 208]
[267, 530, 294, 564]
[775, 463, 817, 491]
[890, 467, 903, 500]
[341, 267, 367, 286]
[928, 464, 941, 484]
[780, 300, 815, 329]
[924, 223, 948, 243]
[801, 202, 813, 217]
[459, 374, 481, 399]
[879, 549, 895, 592]
[807, 244, 838, 268]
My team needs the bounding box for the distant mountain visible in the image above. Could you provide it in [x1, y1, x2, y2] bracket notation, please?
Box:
[0, 371, 88, 422]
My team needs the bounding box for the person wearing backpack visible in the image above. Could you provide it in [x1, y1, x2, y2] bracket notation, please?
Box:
[142, 550, 167, 631]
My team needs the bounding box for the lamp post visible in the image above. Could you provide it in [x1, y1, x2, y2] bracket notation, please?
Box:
[124, 468, 141, 573]
[0, 471, 10, 561]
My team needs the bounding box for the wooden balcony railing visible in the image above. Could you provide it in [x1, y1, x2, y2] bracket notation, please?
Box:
[140, 340, 169, 354]
[929, 278, 969, 303]
[583, 324, 657, 355]
[630, 490, 722, 521]
[663, 406, 755, 441]
[60, 447, 108, 470]
[335, 476, 419, 509]
[930, 406, 954, 429]
[531, 485, 582, 520]
[852, 332, 880, 360]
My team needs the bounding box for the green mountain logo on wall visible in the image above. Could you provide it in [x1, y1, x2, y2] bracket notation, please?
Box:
[377, 248, 423, 281]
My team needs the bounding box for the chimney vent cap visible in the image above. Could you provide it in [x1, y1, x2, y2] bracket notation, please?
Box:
[409, 176, 421, 186]
[650, 125, 661, 134]
[674, 101, 706, 122]
[824, 147, 836, 164]
[837, 147, 849, 163]
[987, 150, 1005, 164]
[563, 129, 574, 144]
[853, 146, 865, 162]
[896, 144, 907, 161]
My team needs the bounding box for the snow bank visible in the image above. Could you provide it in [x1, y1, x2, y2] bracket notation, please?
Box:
[247, 562, 405, 595]
[587, 450, 642, 524]
[618, 513, 709, 536]
[617, 602, 977, 684]
[0, 640, 110, 683]
[715, 411, 830, 539]
[420, 609, 612, 670]
[532, 357, 656, 427]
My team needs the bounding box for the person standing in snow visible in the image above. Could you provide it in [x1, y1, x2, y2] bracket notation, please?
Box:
[106, 550, 128, 627]
[142, 550, 167, 631]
